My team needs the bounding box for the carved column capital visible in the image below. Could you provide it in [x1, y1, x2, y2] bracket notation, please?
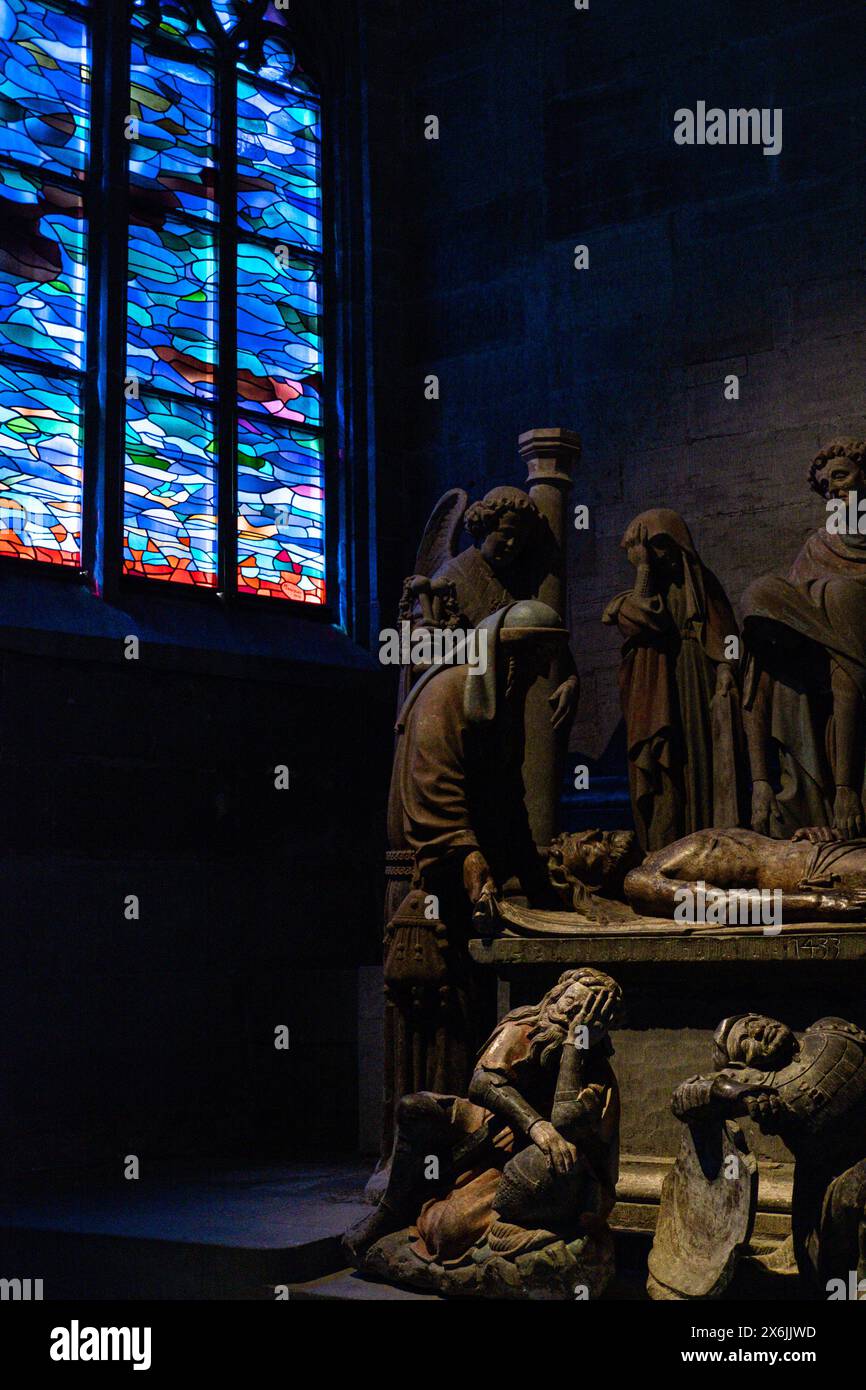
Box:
[519, 427, 582, 490]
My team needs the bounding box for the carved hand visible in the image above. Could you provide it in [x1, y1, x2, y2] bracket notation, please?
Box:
[568, 1082, 605, 1127]
[791, 825, 844, 844]
[715, 663, 735, 697]
[740, 1088, 785, 1133]
[528, 1120, 578, 1176]
[708, 1075, 785, 1133]
[671, 1075, 717, 1121]
[462, 849, 496, 905]
[548, 674, 579, 730]
[751, 780, 780, 836]
[833, 785, 866, 840]
[623, 520, 650, 568]
[567, 983, 620, 1044]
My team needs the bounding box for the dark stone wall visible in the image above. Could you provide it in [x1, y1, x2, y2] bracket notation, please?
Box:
[364, 0, 866, 789]
[1, 595, 390, 1176]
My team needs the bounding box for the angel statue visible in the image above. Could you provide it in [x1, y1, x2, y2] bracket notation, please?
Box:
[396, 484, 579, 728]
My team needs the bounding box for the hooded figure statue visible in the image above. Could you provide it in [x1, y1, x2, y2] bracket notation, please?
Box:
[389, 598, 569, 891]
[381, 600, 569, 1152]
[603, 509, 745, 852]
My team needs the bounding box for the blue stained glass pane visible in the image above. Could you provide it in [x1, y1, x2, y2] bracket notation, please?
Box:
[0, 163, 86, 369]
[129, 42, 216, 222]
[237, 242, 320, 425]
[237, 419, 324, 603]
[131, 0, 213, 51]
[128, 215, 217, 397]
[241, 37, 312, 92]
[237, 77, 321, 251]
[0, 0, 89, 176]
[124, 393, 217, 586]
[211, 0, 239, 31]
[0, 360, 81, 565]
[122, 8, 326, 600]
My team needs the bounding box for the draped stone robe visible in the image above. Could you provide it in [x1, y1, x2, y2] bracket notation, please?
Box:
[382, 610, 545, 1152]
[742, 528, 866, 836]
[603, 510, 744, 853]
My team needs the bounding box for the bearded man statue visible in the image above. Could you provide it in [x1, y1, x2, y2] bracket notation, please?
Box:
[742, 439, 866, 840]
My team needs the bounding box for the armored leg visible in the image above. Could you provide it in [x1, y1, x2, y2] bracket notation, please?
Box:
[343, 1093, 458, 1264]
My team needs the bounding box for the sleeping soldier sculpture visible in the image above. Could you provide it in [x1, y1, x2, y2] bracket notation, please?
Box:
[649, 1012, 866, 1299]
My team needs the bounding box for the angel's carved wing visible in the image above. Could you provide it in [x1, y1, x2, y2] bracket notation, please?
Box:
[413, 488, 468, 579]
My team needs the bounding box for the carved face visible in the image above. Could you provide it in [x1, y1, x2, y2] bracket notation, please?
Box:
[542, 970, 619, 1026]
[725, 1015, 795, 1068]
[542, 983, 585, 1029]
[479, 512, 532, 569]
[551, 828, 637, 892]
[817, 454, 866, 501]
[508, 637, 557, 686]
[648, 533, 684, 581]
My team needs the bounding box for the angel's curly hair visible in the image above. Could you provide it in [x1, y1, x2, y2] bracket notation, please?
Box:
[808, 438, 866, 497]
[464, 486, 539, 540]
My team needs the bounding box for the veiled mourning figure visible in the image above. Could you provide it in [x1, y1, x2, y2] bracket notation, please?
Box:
[649, 1013, 866, 1299]
[345, 969, 623, 1300]
[382, 601, 568, 1152]
[602, 509, 744, 852]
[742, 439, 866, 841]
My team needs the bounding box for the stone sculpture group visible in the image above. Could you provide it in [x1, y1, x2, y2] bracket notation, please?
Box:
[345, 432, 866, 1299]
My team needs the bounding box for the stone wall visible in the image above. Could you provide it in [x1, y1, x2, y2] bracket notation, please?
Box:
[0, 592, 390, 1175]
[365, 0, 866, 789]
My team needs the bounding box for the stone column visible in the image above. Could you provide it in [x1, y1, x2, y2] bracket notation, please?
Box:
[518, 427, 582, 849]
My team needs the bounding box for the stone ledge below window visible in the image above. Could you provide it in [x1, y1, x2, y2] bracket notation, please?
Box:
[0, 572, 385, 690]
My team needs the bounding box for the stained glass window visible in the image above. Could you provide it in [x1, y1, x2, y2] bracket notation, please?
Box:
[0, 0, 328, 604]
[0, 0, 89, 566]
[124, 0, 326, 603]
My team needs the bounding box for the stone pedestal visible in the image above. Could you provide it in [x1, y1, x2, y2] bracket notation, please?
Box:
[471, 924, 866, 1239]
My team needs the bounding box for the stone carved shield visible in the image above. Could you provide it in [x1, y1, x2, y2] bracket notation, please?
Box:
[647, 1118, 757, 1300]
